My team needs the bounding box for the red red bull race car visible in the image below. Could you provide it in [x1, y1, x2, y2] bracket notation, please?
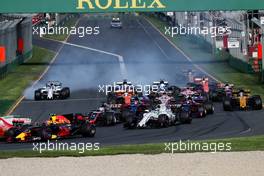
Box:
[4, 114, 96, 143]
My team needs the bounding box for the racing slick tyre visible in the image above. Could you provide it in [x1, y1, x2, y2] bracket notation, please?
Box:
[123, 115, 136, 129]
[105, 112, 115, 126]
[179, 112, 192, 124]
[198, 107, 206, 118]
[210, 92, 218, 102]
[39, 128, 52, 141]
[61, 87, 70, 99]
[205, 102, 215, 114]
[121, 109, 131, 122]
[4, 128, 17, 143]
[34, 89, 42, 101]
[223, 98, 233, 111]
[65, 87, 70, 97]
[81, 124, 96, 137]
[251, 95, 263, 110]
[158, 115, 169, 128]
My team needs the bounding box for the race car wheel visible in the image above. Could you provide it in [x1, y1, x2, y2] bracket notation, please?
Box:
[112, 114, 117, 124]
[121, 109, 131, 122]
[81, 124, 96, 137]
[61, 87, 70, 99]
[123, 115, 136, 129]
[4, 128, 17, 143]
[252, 95, 262, 110]
[64, 87, 70, 98]
[179, 112, 192, 124]
[210, 91, 218, 102]
[158, 115, 169, 128]
[198, 107, 206, 118]
[40, 128, 52, 141]
[34, 90, 42, 101]
[105, 112, 115, 126]
[223, 98, 232, 111]
[205, 103, 214, 114]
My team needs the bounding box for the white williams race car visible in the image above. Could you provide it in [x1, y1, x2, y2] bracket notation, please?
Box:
[34, 81, 70, 100]
[137, 104, 177, 128]
[111, 18, 122, 28]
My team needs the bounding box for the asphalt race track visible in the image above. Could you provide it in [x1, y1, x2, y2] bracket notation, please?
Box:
[1, 14, 264, 150]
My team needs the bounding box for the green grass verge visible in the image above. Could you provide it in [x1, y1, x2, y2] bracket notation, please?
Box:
[44, 16, 79, 41]
[0, 46, 55, 115]
[0, 135, 264, 159]
[144, 14, 264, 100]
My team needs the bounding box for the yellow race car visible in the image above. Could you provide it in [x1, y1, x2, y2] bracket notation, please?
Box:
[223, 89, 262, 111]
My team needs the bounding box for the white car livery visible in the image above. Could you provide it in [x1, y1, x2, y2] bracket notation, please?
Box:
[137, 104, 176, 128]
[34, 81, 70, 100]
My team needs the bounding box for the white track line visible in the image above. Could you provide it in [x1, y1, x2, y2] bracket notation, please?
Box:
[59, 41, 127, 78]
[143, 17, 220, 82]
[37, 37, 127, 78]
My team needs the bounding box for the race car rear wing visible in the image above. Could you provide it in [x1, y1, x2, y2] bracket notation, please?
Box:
[153, 81, 169, 85]
[116, 81, 132, 85]
[193, 77, 209, 83]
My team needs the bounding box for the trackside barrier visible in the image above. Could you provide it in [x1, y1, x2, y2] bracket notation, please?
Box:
[0, 15, 32, 79]
[0, 50, 32, 79]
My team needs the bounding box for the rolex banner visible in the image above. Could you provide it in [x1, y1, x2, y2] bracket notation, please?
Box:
[0, 0, 264, 13]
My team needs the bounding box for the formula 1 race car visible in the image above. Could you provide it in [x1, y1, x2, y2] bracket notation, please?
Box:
[223, 89, 262, 111]
[0, 116, 31, 140]
[4, 114, 95, 143]
[192, 93, 215, 114]
[34, 81, 70, 100]
[111, 17, 122, 28]
[107, 80, 136, 104]
[88, 106, 119, 126]
[124, 103, 175, 129]
[148, 80, 181, 100]
[209, 83, 234, 102]
[124, 100, 192, 129]
[169, 98, 193, 124]
[186, 77, 211, 97]
[175, 93, 214, 118]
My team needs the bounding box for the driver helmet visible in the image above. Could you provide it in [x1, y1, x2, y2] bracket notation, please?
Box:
[47, 114, 58, 125]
